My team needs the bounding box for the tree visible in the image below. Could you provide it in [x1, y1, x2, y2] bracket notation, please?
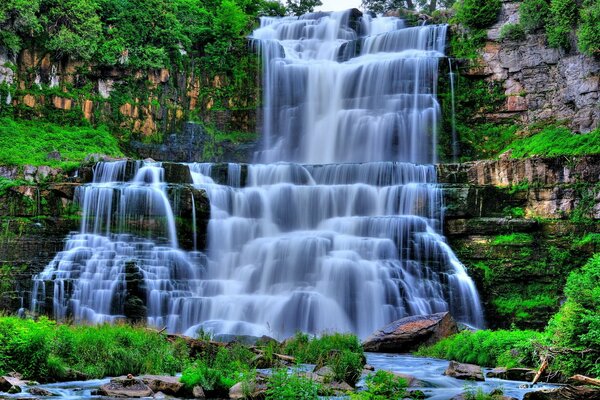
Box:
[286, 0, 322, 16]
[361, 0, 456, 13]
[0, 0, 41, 53]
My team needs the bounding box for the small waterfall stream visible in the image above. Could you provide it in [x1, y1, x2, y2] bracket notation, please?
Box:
[32, 10, 484, 339]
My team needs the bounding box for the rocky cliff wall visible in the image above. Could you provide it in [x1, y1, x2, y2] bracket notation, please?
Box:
[464, 1, 600, 133]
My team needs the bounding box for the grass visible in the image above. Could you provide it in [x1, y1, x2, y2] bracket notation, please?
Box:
[491, 233, 533, 246]
[502, 126, 600, 158]
[0, 118, 123, 170]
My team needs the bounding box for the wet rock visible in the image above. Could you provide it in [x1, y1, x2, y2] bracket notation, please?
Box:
[362, 312, 458, 352]
[444, 361, 485, 381]
[29, 387, 56, 396]
[192, 385, 205, 398]
[0, 375, 28, 392]
[313, 366, 335, 382]
[98, 376, 154, 398]
[140, 375, 184, 396]
[162, 162, 193, 184]
[523, 385, 600, 400]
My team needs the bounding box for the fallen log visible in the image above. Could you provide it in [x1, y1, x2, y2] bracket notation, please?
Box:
[569, 374, 600, 387]
[532, 358, 548, 385]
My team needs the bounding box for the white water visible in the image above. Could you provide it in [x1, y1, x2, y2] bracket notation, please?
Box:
[32, 10, 484, 339]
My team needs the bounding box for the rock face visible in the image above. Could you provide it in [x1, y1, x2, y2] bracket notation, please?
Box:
[98, 376, 154, 398]
[465, 2, 600, 132]
[444, 361, 485, 381]
[362, 312, 458, 352]
[523, 385, 600, 400]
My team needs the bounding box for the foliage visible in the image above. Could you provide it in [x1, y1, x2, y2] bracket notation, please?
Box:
[0, 118, 122, 170]
[463, 387, 507, 400]
[286, 0, 322, 15]
[499, 23, 525, 41]
[454, 0, 501, 29]
[350, 370, 408, 400]
[491, 233, 533, 246]
[0, 317, 188, 380]
[502, 126, 600, 158]
[265, 369, 320, 400]
[547, 254, 600, 376]
[546, 0, 578, 49]
[180, 344, 255, 393]
[493, 294, 557, 323]
[519, 0, 550, 32]
[577, 0, 600, 56]
[416, 329, 547, 368]
[574, 233, 600, 248]
[0, 0, 42, 53]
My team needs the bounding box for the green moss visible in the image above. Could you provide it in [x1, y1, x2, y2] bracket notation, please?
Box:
[0, 118, 123, 169]
[503, 126, 600, 158]
[491, 233, 533, 246]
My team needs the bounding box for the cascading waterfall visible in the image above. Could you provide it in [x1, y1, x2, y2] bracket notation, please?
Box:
[32, 9, 483, 339]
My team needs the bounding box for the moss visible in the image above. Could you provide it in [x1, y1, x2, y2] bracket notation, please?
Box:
[491, 233, 533, 246]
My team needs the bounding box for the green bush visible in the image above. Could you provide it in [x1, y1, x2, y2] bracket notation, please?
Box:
[547, 254, 600, 376]
[546, 0, 578, 49]
[577, 0, 600, 56]
[493, 294, 557, 322]
[416, 329, 547, 368]
[350, 370, 408, 400]
[499, 23, 526, 41]
[519, 0, 550, 32]
[455, 0, 502, 29]
[491, 233, 533, 246]
[265, 369, 320, 400]
[502, 126, 600, 158]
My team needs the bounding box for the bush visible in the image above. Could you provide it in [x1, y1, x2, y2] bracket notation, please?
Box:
[265, 369, 320, 400]
[501, 125, 600, 158]
[499, 23, 526, 41]
[577, 0, 600, 56]
[546, 0, 578, 49]
[547, 254, 600, 376]
[519, 0, 550, 32]
[350, 370, 408, 400]
[455, 0, 502, 29]
[416, 329, 547, 368]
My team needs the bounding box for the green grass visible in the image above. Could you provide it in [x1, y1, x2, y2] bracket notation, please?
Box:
[0, 317, 188, 380]
[0, 118, 123, 170]
[416, 329, 547, 368]
[491, 233, 533, 246]
[502, 126, 600, 158]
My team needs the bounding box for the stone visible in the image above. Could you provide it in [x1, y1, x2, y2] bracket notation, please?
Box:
[523, 385, 600, 400]
[362, 312, 458, 352]
[140, 375, 184, 396]
[46, 151, 61, 161]
[443, 361, 485, 381]
[29, 387, 56, 396]
[192, 385, 205, 398]
[228, 376, 267, 400]
[98, 376, 154, 398]
[313, 366, 335, 382]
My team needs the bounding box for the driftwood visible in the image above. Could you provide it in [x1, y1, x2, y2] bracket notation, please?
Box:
[569, 374, 600, 387]
[532, 357, 549, 385]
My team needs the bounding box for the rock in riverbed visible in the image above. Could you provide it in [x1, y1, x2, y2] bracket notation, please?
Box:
[523, 385, 600, 400]
[444, 361, 485, 381]
[362, 312, 458, 352]
[140, 375, 184, 396]
[98, 376, 154, 398]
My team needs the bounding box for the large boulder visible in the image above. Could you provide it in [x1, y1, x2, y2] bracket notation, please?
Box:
[523, 386, 600, 400]
[140, 375, 184, 396]
[362, 312, 458, 352]
[98, 376, 154, 398]
[444, 361, 485, 381]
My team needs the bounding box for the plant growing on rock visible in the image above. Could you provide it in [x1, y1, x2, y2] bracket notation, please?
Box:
[499, 23, 526, 41]
[350, 370, 409, 400]
[546, 0, 578, 49]
[454, 0, 502, 29]
[577, 0, 600, 56]
[519, 0, 550, 32]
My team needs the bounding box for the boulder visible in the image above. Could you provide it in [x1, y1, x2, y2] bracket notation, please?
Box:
[362, 312, 458, 352]
[523, 385, 600, 400]
[486, 367, 563, 383]
[140, 375, 184, 396]
[444, 361, 485, 381]
[192, 385, 205, 398]
[0, 375, 28, 393]
[29, 387, 56, 396]
[98, 376, 154, 398]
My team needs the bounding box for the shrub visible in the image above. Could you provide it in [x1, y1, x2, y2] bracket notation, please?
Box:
[455, 0, 502, 29]
[502, 126, 600, 158]
[577, 0, 600, 56]
[499, 23, 526, 41]
[546, 0, 578, 49]
[491, 233, 533, 246]
[519, 0, 550, 32]
[350, 370, 408, 400]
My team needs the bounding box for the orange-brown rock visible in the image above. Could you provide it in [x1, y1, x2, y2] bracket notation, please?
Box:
[52, 96, 73, 110]
[82, 100, 94, 120]
[362, 312, 458, 353]
[22, 94, 36, 108]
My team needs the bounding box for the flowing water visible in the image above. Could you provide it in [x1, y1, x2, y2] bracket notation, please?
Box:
[32, 10, 484, 339]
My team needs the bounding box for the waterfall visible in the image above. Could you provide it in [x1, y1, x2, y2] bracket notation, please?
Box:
[32, 9, 483, 339]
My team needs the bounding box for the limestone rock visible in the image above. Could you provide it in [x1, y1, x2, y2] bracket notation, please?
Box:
[362, 312, 458, 352]
[140, 375, 184, 396]
[192, 385, 206, 398]
[443, 361, 485, 381]
[523, 385, 600, 400]
[98, 376, 154, 398]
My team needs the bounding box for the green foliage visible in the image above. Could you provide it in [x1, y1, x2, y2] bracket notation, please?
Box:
[0, 0, 42, 53]
[577, 0, 600, 56]
[502, 126, 600, 158]
[546, 0, 578, 49]
[464, 387, 507, 400]
[416, 329, 547, 368]
[491, 233, 533, 246]
[499, 23, 526, 41]
[493, 294, 557, 323]
[265, 369, 320, 400]
[286, 0, 322, 15]
[458, 123, 517, 161]
[519, 0, 550, 32]
[0, 118, 122, 170]
[574, 233, 600, 248]
[547, 254, 600, 376]
[350, 370, 408, 400]
[0, 317, 187, 380]
[180, 344, 255, 393]
[454, 0, 501, 29]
